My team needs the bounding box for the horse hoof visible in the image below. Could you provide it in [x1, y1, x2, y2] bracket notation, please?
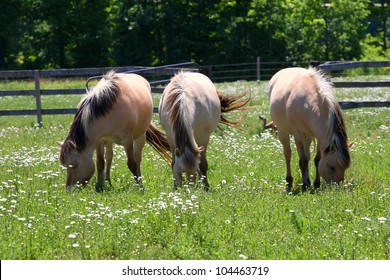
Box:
[95, 186, 104, 193]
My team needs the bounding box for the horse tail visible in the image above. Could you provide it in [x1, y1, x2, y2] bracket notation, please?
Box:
[146, 123, 172, 163]
[218, 89, 252, 127]
[166, 80, 202, 169]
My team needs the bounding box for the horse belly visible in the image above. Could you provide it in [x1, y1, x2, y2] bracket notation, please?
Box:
[123, 110, 152, 142]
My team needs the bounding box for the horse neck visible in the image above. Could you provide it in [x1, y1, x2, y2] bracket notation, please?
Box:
[79, 145, 95, 163]
[67, 108, 101, 155]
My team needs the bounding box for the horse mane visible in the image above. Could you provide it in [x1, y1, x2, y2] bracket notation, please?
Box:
[165, 73, 201, 168]
[60, 71, 121, 160]
[310, 67, 351, 168]
[330, 105, 351, 168]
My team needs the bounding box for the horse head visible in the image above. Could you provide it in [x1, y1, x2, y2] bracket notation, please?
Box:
[173, 146, 204, 186]
[58, 140, 95, 190]
[318, 141, 352, 184]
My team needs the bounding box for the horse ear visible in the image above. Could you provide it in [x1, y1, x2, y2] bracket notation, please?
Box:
[175, 148, 181, 157]
[324, 143, 337, 155]
[68, 140, 77, 151]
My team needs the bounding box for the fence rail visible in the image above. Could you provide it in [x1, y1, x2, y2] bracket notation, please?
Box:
[318, 60, 390, 109]
[319, 60, 390, 71]
[1, 60, 389, 126]
[0, 62, 198, 126]
[333, 81, 390, 88]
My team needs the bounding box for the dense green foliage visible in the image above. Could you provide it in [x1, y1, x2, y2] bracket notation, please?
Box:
[1, 0, 389, 69]
[0, 79, 389, 259]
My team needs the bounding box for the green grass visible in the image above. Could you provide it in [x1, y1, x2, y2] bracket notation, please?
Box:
[0, 78, 389, 260]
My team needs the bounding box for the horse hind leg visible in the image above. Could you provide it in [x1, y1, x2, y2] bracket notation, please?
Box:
[278, 131, 293, 192]
[125, 136, 145, 187]
[133, 135, 147, 186]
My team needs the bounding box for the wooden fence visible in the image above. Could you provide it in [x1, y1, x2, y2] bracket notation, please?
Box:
[0, 60, 389, 126]
[317, 61, 390, 109]
[0, 62, 199, 126]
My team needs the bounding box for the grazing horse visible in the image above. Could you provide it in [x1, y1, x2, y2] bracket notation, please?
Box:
[59, 71, 170, 191]
[159, 71, 250, 190]
[268, 67, 351, 192]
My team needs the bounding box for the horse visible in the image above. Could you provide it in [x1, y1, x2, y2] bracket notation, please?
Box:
[58, 71, 171, 191]
[159, 71, 250, 191]
[268, 67, 351, 192]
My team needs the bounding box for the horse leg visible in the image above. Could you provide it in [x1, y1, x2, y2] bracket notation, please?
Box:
[186, 172, 197, 187]
[125, 140, 141, 186]
[96, 143, 105, 192]
[105, 143, 113, 187]
[295, 137, 312, 192]
[198, 148, 209, 191]
[314, 146, 321, 189]
[133, 135, 146, 186]
[278, 131, 293, 192]
[172, 158, 183, 190]
[260, 116, 277, 132]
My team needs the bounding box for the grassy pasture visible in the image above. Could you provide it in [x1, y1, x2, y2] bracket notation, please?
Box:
[0, 78, 389, 260]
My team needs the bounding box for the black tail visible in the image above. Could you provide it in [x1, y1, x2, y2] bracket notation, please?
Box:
[146, 123, 172, 163]
[218, 89, 252, 127]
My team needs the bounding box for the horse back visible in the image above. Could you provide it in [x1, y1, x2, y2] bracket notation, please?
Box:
[94, 73, 153, 143]
[187, 73, 221, 134]
[269, 67, 326, 136]
[160, 72, 221, 146]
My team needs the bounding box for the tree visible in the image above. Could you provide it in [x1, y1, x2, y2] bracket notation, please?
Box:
[65, 0, 111, 67]
[279, 0, 370, 61]
[0, 0, 111, 69]
[0, 0, 378, 70]
[111, 0, 164, 66]
[0, 0, 22, 68]
[247, 0, 288, 61]
[368, 0, 390, 51]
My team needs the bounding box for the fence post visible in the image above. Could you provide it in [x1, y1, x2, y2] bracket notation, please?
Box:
[34, 70, 43, 127]
[256, 56, 261, 83]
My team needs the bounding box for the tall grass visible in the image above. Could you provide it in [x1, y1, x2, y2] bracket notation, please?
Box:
[0, 79, 389, 259]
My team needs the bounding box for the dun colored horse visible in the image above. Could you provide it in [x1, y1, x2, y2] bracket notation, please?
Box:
[159, 71, 250, 190]
[59, 71, 170, 191]
[268, 67, 351, 192]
